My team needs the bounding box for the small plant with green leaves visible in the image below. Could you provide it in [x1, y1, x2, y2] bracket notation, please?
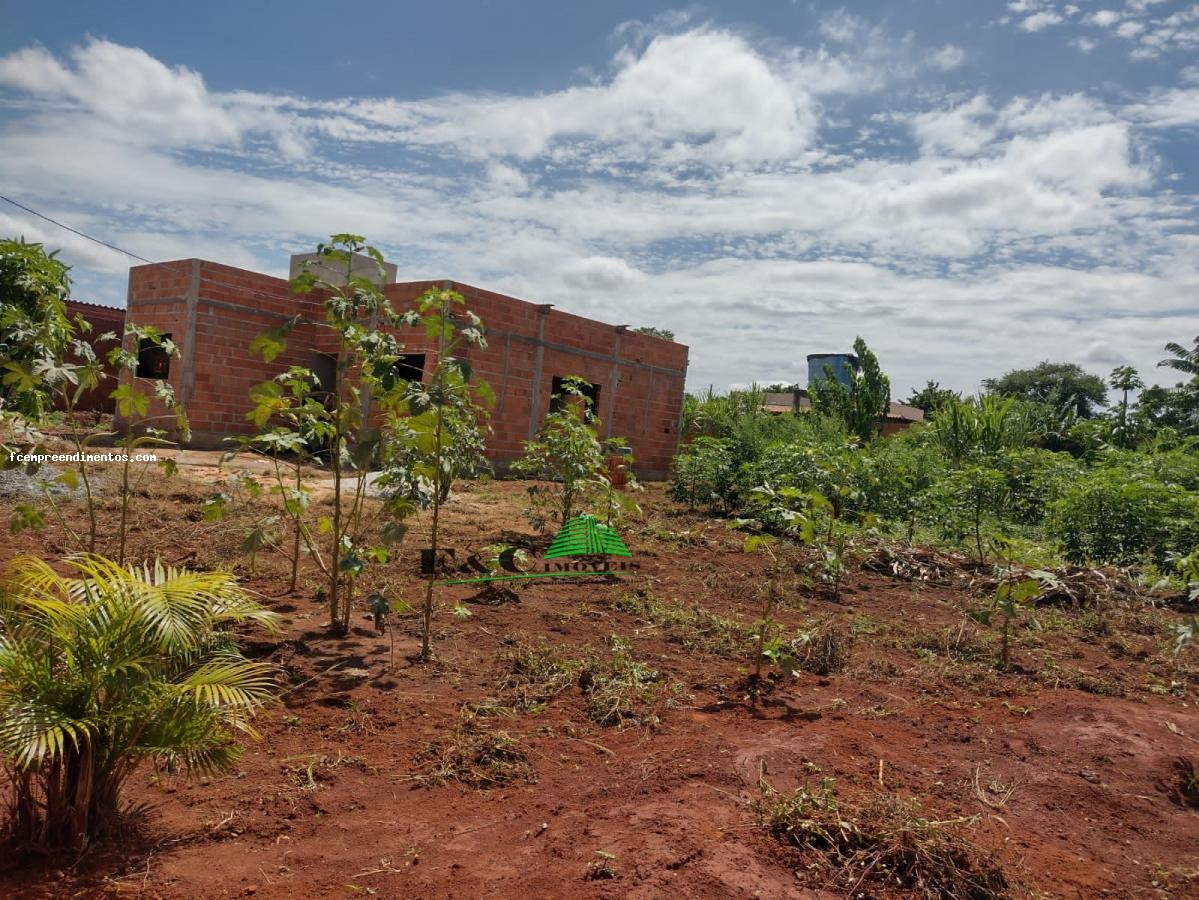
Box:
[1170, 617, 1196, 684]
[0, 554, 279, 849]
[740, 532, 808, 699]
[106, 324, 191, 563]
[3, 320, 187, 564]
[3, 320, 109, 551]
[202, 471, 280, 574]
[374, 285, 492, 662]
[228, 365, 329, 593]
[968, 543, 1048, 670]
[511, 378, 631, 531]
[367, 591, 413, 670]
[1164, 549, 1199, 604]
[0, 238, 75, 418]
[246, 234, 420, 633]
[923, 464, 1009, 565]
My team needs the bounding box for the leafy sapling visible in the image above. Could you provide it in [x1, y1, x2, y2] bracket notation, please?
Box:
[247, 234, 420, 633]
[968, 544, 1048, 670]
[740, 531, 805, 701]
[511, 378, 629, 531]
[107, 324, 191, 564]
[380, 285, 492, 662]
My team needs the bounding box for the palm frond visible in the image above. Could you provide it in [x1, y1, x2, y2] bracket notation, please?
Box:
[0, 697, 96, 770]
[175, 660, 278, 711]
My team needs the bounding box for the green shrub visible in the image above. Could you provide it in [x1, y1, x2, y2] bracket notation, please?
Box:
[996, 448, 1082, 525]
[668, 437, 744, 513]
[1050, 470, 1199, 565]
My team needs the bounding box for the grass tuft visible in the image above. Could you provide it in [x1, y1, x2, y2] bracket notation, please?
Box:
[757, 778, 1009, 899]
[417, 726, 536, 788]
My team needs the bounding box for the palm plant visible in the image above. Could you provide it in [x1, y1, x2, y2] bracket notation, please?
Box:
[1160, 336, 1199, 378]
[0, 554, 279, 849]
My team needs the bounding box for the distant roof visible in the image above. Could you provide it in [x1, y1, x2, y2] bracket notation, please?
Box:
[761, 390, 924, 422]
[65, 299, 124, 313]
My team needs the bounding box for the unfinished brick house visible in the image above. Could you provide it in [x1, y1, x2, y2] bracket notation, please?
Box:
[118, 256, 689, 479]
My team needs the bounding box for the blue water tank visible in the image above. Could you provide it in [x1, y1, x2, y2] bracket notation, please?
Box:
[807, 353, 859, 388]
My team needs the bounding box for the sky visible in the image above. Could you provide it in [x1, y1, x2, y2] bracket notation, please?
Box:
[0, 1, 1196, 398]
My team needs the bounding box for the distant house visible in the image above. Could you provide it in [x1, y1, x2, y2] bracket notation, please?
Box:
[761, 388, 924, 436]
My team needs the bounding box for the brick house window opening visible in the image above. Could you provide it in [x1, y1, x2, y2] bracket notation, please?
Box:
[136, 334, 172, 379]
[395, 353, 426, 384]
[310, 353, 337, 406]
[549, 375, 601, 418]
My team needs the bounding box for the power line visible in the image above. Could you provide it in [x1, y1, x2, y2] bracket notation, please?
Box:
[0, 193, 153, 263]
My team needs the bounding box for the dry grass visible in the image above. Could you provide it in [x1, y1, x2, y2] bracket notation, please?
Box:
[793, 620, 853, 675]
[612, 589, 749, 657]
[496, 638, 668, 727]
[578, 648, 666, 727]
[757, 778, 1009, 899]
[417, 726, 536, 788]
[498, 641, 585, 711]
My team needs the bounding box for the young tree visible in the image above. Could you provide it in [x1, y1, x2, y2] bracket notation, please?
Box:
[905, 380, 961, 417]
[510, 378, 610, 531]
[3, 322, 187, 563]
[1159, 335, 1199, 378]
[248, 234, 419, 633]
[1108, 365, 1144, 445]
[230, 366, 329, 593]
[808, 336, 891, 443]
[108, 324, 190, 564]
[377, 286, 492, 662]
[924, 464, 1008, 564]
[634, 325, 675, 341]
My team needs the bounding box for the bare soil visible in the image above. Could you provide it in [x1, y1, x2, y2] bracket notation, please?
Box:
[1, 459, 1198, 898]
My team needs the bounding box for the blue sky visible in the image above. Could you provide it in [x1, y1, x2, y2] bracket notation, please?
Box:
[1, 1, 1196, 396]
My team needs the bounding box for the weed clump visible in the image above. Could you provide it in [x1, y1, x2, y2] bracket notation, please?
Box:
[907, 623, 990, 663]
[757, 779, 1009, 899]
[793, 620, 853, 675]
[497, 637, 669, 727]
[579, 647, 665, 727]
[417, 726, 536, 788]
[499, 642, 585, 711]
[613, 590, 749, 658]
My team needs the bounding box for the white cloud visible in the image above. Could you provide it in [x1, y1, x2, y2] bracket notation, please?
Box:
[561, 256, 644, 291]
[909, 95, 996, 156]
[1021, 11, 1065, 31]
[928, 44, 967, 71]
[1003, 1, 1199, 60]
[0, 40, 300, 154]
[1125, 86, 1199, 128]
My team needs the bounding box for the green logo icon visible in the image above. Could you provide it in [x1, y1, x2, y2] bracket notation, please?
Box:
[544, 514, 632, 559]
[432, 513, 638, 586]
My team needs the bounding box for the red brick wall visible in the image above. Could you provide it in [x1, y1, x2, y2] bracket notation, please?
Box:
[124, 263, 688, 478]
[63, 300, 125, 413]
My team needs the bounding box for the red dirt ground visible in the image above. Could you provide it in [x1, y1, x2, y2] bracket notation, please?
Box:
[2, 468, 1198, 898]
